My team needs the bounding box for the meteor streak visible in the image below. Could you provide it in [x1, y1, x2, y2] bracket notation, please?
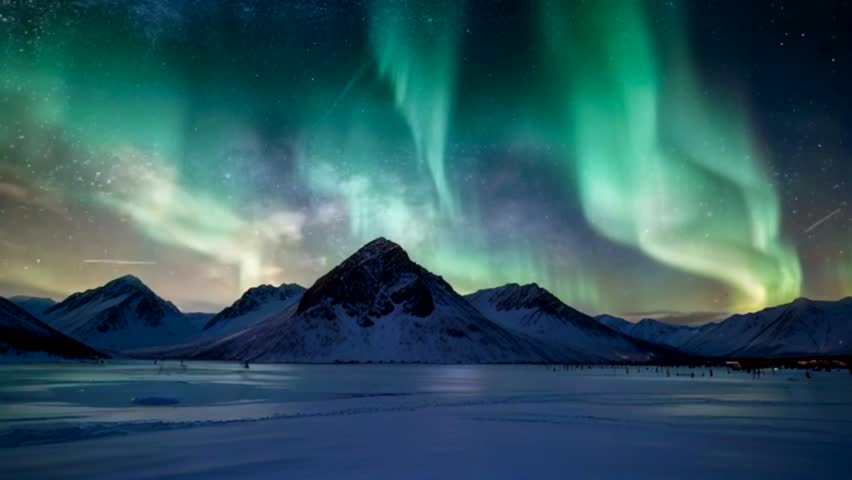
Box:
[804, 208, 842, 233]
[83, 259, 157, 265]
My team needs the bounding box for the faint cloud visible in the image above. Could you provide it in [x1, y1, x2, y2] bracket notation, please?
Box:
[0, 181, 72, 221]
[97, 148, 305, 292]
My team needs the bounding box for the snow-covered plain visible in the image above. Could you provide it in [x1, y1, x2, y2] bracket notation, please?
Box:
[0, 362, 850, 479]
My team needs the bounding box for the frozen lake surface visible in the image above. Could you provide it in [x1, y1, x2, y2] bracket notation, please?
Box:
[0, 361, 850, 479]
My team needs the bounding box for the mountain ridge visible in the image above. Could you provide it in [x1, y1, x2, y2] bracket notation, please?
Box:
[42, 275, 196, 351]
[192, 238, 551, 363]
[597, 297, 852, 358]
[5, 242, 851, 363]
[202, 283, 305, 335]
[9, 296, 57, 317]
[466, 283, 679, 363]
[0, 296, 103, 359]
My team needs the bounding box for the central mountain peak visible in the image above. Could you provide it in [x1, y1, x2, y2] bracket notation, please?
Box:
[347, 237, 409, 266]
[196, 237, 547, 363]
[297, 237, 434, 321]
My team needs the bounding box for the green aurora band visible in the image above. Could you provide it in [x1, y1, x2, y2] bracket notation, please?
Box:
[541, 0, 801, 311]
[369, 0, 463, 218]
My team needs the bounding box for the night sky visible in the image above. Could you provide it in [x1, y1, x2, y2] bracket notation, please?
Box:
[0, 0, 850, 321]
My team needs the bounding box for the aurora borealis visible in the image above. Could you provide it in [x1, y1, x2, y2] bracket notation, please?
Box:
[0, 0, 850, 319]
[543, 0, 801, 310]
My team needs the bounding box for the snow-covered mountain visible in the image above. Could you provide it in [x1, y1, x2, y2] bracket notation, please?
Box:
[595, 315, 710, 350]
[596, 314, 634, 334]
[466, 284, 665, 362]
[597, 298, 852, 358]
[200, 283, 305, 338]
[184, 312, 215, 329]
[675, 297, 852, 358]
[0, 296, 102, 359]
[42, 275, 196, 352]
[9, 296, 56, 317]
[194, 238, 549, 363]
